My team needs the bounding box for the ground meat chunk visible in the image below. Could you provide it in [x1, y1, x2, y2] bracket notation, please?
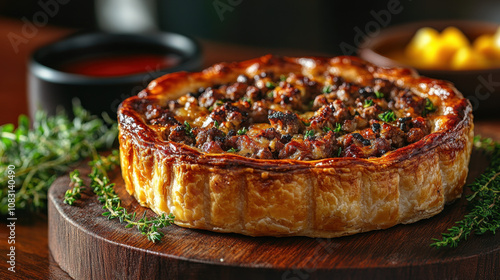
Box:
[226, 82, 248, 100]
[200, 141, 225, 153]
[198, 88, 225, 108]
[273, 84, 304, 111]
[304, 131, 339, 159]
[406, 128, 426, 143]
[379, 123, 405, 148]
[226, 135, 273, 159]
[167, 125, 194, 145]
[245, 86, 262, 101]
[392, 89, 426, 116]
[268, 111, 305, 134]
[195, 128, 226, 148]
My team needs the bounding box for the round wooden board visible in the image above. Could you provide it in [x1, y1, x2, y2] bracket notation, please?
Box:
[48, 150, 500, 280]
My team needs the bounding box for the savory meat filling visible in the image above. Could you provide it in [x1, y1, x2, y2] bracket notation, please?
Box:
[139, 72, 436, 160]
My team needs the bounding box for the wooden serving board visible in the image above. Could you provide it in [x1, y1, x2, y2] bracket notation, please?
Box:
[48, 150, 500, 280]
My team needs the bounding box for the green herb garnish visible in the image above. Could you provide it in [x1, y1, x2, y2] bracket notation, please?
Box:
[0, 100, 117, 214]
[431, 136, 500, 248]
[237, 127, 248, 135]
[241, 97, 252, 104]
[322, 126, 332, 133]
[214, 120, 220, 129]
[65, 151, 175, 243]
[215, 100, 224, 106]
[265, 81, 276, 89]
[337, 147, 342, 157]
[322, 85, 332, 93]
[304, 130, 315, 139]
[378, 110, 396, 122]
[364, 99, 374, 108]
[333, 123, 343, 133]
[423, 98, 436, 116]
[227, 147, 239, 153]
[280, 75, 287, 82]
[184, 121, 194, 137]
[374, 91, 384, 98]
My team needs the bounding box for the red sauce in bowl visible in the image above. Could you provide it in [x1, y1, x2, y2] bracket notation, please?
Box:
[59, 53, 181, 77]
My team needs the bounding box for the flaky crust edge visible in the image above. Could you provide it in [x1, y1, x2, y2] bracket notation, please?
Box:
[118, 55, 474, 238]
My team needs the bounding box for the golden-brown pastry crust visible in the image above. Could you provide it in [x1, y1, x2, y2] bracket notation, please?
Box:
[118, 55, 473, 237]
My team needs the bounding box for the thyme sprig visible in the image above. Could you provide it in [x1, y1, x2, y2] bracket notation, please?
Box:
[65, 150, 175, 243]
[0, 100, 117, 214]
[431, 136, 500, 248]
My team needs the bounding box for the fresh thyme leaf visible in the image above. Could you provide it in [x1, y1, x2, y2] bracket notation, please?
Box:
[431, 136, 500, 248]
[0, 100, 117, 214]
[304, 130, 315, 139]
[364, 99, 374, 108]
[184, 121, 194, 137]
[65, 150, 175, 243]
[378, 110, 396, 122]
[241, 97, 252, 104]
[237, 127, 248, 135]
[322, 85, 332, 93]
[423, 98, 436, 116]
[265, 81, 276, 89]
[374, 91, 384, 99]
[333, 123, 343, 133]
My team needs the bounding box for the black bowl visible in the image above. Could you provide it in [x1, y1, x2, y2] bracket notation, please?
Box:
[29, 32, 202, 118]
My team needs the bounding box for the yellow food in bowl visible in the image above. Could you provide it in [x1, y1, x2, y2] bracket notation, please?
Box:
[403, 26, 500, 70]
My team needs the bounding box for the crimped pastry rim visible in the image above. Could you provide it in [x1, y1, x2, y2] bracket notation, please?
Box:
[118, 55, 472, 170]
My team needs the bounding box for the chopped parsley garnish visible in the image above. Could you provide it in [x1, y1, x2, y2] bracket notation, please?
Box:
[363, 99, 374, 108]
[322, 85, 332, 93]
[241, 97, 252, 104]
[333, 123, 343, 133]
[215, 100, 224, 106]
[184, 121, 193, 137]
[227, 147, 239, 153]
[214, 120, 220, 128]
[304, 130, 315, 138]
[322, 126, 332, 132]
[378, 110, 396, 122]
[280, 74, 287, 82]
[374, 91, 384, 99]
[267, 91, 274, 98]
[237, 127, 248, 135]
[337, 147, 342, 157]
[265, 81, 276, 89]
[423, 98, 436, 116]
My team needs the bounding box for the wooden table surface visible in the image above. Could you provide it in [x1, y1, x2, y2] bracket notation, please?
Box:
[0, 17, 499, 280]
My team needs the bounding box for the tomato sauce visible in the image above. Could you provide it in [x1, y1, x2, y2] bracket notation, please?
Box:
[60, 53, 181, 77]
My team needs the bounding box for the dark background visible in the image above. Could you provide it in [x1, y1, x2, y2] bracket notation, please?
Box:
[1, 0, 499, 55]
